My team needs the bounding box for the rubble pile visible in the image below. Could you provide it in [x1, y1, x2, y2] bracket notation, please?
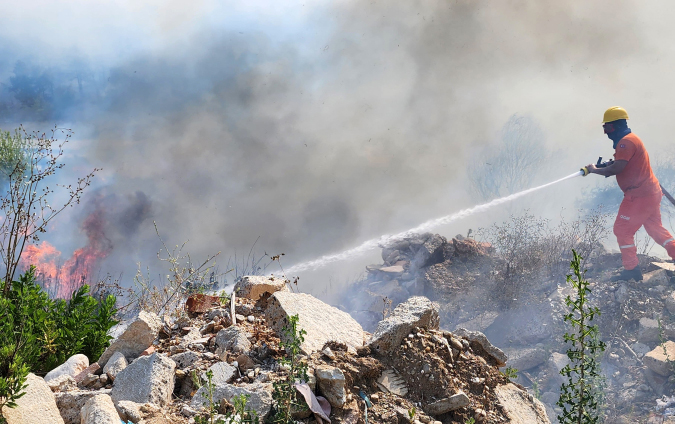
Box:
[345, 231, 675, 422]
[4, 274, 549, 424]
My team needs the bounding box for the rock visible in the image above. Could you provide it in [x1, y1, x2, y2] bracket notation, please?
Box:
[74, 363, 101, 383]
[667, 292, 675, 315]
[454, 311, 500, 333]
[504, 347, 548, 371]
[369, 296, 439, 355]
[103, 351, 128, 381]
[79, 373, 98, 388]
[80, 394, 120, 424]
[215, 326, 252, 354]
[315, 365, 347, 408]
[3, 373, 65, 424]
[638, 317, 661, 343]
[191, 382, 273, 419]
[380, 265, 405, 274]
[644, 368, 669, 396]
[454, 328, 507, 367]
[424, 392, 469, 416]
[207, 308, 231, 322]
[116, 400, 144, 423]
[644, 341, 675, 376]
[236, 353, 256, 371]
[46, 374, 77, 392]
[631, 342, 651, 358]
[643, 269, 670, 287]
[44, 354, 89, 382]
[98, 311, 162, 368]
[411, 234, 447, 269]
[234, 275, 290, 300]
[111, 352, 176, 407]
[55, 389, 112, 424]
[266, 292, 364, 354]
[171, 350, 200, 369]
[494, 383, 550, 424]
[201, 362, 238, 385]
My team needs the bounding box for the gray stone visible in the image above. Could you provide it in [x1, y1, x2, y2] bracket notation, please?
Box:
[369, 296, 439, 355]
[3, 373, 65, 424]
[98, 311, 162, 368]
[644, 341, 675, 376]
[102, 351, 128, 382]
[235, 275, 290, 300]
[111, 352, 176, 407]
[55, 389, 112, 424]
[44, 354, 89, 382]
[454, 328, 507, 367]
[191, 382, 273, 419]
[643, 269, 670, 287]
[201, 362, 238, 385]
[547, 352, 569, 387]
[115, 400, 144, 423]
[631, 342, 651, 358]
[80, 394, 120, 424]
[667, 292, 675, 316]
[494, 383, 551, 424]
[315, 365, 347, 408]
[483, 303, 554, 347]
[504, 347, 548, 371]
[171, 350, 201, 369]
[79, 373, 98, 388]
[638, 317, 661, 343]
[215, 326, 252, 354]
[266, 292, 364, 354]
[424, 392, 469, 416]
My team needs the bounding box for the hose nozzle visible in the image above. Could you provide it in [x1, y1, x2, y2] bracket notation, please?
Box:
[580, 167, 590, 177]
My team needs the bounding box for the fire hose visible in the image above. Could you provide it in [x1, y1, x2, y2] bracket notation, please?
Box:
[580, 156, 675, 208]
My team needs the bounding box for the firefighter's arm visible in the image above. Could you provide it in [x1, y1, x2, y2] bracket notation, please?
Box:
[585, 160, 628, 176]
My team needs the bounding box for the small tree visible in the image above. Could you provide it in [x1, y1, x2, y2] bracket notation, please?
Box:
[557, 250, 606, 424]
[0, 126, 97, 294]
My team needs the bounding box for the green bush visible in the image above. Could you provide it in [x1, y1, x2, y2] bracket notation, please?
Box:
[0, 268, 118, 419]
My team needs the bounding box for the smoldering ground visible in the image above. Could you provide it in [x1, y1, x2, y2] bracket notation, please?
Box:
[1, 0, 673, 289]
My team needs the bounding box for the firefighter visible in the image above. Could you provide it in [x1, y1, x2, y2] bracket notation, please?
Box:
[584, 107, 675, 281]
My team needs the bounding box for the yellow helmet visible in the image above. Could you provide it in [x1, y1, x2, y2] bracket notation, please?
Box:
[603, 106, 629, 123]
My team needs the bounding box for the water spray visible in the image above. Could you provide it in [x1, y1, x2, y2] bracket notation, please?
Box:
[283, 170, 583, 275]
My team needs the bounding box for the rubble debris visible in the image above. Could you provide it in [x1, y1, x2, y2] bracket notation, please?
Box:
[315, 365, 347, 407]
[98, 311, 162, 367]
[102, 351, 127, 381]
[453, 328, 507, 367]
[424, 392, 470, 416]
[234, 275, 290, 300]
[494, 383, 549, 423]
[80, 394, 119, 424]
[266, 291, 364, 354]
[45, 354, 90, 382]
[186, 294, 221, 315]
[55, 389, 112, 424]
[110, 352, 176, 407]
[4, 373, 66, 424]
[215, 325, 252, 354]
[644, 341, 675, 376]
[369, 296, 439, 355]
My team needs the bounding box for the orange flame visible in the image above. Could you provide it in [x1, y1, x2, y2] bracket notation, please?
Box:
[20, 207, 112, 298]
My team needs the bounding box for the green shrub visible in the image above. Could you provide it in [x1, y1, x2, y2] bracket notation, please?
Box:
[0, 268, 118, 419]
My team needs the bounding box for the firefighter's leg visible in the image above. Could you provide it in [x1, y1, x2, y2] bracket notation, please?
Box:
[643, 194, 675, 259]
[613, 196, 646, 270]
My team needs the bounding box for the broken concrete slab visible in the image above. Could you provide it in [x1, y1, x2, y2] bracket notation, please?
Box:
[80, 394, 120, 424]
[376, 369, 408, 396]
[103, 351, 127, 382]
[55, 389, 112, 424]
[369, 296, 439, 355]
[315, 365, 347, 408]
[201, 362, 238, 386]
[494, 383, 550, 424]
[234, 275, 290, 301]
[454, 328, 507, 367]
[644, 341, 675, 376]
[215, 326, 252, 354]
[191, 382, 273, 419]
[98, 311, 162, 368]
[266, 291, 364, 354]
[3, 373, 65, 424]
[424, 392, 469, 416]
[111, 352, 176, 407]
[504, 347, 548, 372]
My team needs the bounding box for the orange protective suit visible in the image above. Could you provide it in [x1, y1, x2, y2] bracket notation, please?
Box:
[613, 133, 675, 270]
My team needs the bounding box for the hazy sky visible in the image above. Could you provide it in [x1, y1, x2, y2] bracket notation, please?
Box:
[1, 0, 674, 290]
